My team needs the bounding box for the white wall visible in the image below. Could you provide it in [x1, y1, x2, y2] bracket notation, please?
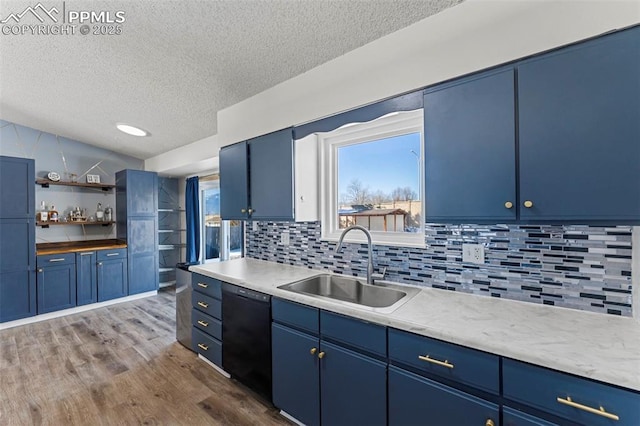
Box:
[146, 0, 639, 174]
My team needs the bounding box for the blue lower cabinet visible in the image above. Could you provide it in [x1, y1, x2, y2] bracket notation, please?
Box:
[0, 270, 36, 322]
[128, 253, 158, 294]
[37, 262, 77, 314]
[272, 323, 320, 426]
[503, 406, 558, 426]
[320, 340, 387, 426]
[389, 366, 499, 426]
[76, 251, 97, 306]
[97, 256, 128, 302]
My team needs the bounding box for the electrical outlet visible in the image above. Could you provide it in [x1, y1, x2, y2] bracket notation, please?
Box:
[462, 243, 485, 264]
[281, 231, 290, 246]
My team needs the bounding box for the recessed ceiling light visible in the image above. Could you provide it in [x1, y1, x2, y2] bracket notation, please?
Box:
[116, 123, 150, 137]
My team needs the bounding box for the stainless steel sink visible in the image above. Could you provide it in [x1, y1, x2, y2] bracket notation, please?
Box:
[278, 274, 419, 312]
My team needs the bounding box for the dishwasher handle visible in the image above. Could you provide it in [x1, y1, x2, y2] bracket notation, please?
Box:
[222, 283, 270, 303]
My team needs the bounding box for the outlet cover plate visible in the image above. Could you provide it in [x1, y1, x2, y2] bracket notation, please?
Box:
[281, 231, 290, 246]
[462, 243, 485, 264]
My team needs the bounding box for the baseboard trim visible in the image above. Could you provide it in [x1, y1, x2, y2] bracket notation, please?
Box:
[0, 291, 158, 330]
[279, 410, 305, 426]
[198, 354, 231, 378]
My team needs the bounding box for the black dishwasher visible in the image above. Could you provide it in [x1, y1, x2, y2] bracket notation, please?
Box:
[222, 283, 272, 402]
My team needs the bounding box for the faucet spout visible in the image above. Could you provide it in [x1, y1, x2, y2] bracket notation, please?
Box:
[335, 225, 375, 285]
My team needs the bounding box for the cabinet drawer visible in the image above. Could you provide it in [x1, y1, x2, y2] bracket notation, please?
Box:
[192, 309, 222, 340]
[503, 359, 640, 426]
[193, 327, 222, 367]
[272, 298, 319, 334]
[191, 291, 221, 320]
[96, 248, 127, 261]
[388, 366, 499, 426]
[503, 406, 558, 426]
[388, 328, 499, 395]
[192, 273, 222, 299]
[37, 252, 75, 267]
[320, 310, 386, 357]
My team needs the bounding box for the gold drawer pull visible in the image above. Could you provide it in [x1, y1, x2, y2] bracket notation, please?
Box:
[556, 396, 619, 421]
[80, 252, 95, 256]
[197, 320, 209, 327]
[418, 355, 454, 369]
[197, 301, 209, 308]
[197, 283, 208, 288]
[486, 420, 495, 426]
[49, 258, 66, 262]
[310, 347, 317, 355]
[106, 253, 119, 257]
[197, 343, 209, 351]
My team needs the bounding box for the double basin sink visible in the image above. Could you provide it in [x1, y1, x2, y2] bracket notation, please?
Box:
[278, 274, 420, 313]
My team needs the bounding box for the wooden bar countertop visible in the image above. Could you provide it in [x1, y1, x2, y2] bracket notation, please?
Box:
[36, 239, 127, 255]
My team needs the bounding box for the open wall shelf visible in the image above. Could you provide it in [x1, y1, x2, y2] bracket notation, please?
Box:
[36, 178, 114, 192]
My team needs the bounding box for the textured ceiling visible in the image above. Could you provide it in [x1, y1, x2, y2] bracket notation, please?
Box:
[0, 0, 463, 159]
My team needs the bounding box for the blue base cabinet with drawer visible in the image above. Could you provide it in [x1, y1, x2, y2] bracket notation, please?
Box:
[271, 299, 387, 426]
[36, 253, 77, 314]
[97, 248, 128, 302]
[191, 273, 223, 366]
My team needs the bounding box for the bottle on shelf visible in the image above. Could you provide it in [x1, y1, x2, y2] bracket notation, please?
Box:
[37, 201, 48, 222]
[104, 205, 112, 222]
[49, 204, 59, 222]
[96, 202, 104, 222]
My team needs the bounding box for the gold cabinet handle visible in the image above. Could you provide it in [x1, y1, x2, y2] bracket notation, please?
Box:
[106, 253, 119, 257]
[418, 355, 454, 369]
[241, 209, 247, 213]
[318, 351, 325, 359]
[197, 283, 208, 288]
[197, 301, 209, 308]
[97, 262, 103, 266]
[197, 320, 209, 327]
[248, 208, 254, 214]
[523, 200, 534, 208]
[197, 343, 209, 351]
[37, 268, 43, 273]
[310, 347, 317, 355]
[49, 258, 66, 262]
[485, 420, 495, 426]
[556, 396, 619, 421]
[504, 201, 513, 209]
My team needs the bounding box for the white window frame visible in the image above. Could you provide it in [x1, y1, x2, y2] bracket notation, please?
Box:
[319, 109, 425, 248]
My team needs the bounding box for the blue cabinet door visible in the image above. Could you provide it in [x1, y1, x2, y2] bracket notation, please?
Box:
[220, 142, 249, 220]
[518, 27, 640, 222]
[0, 156, 34, 219]
[424, 68, 516, 222]
[0, 218, 36, 322]
[0, 270, 36, 322]
[116, 169, 158, 217]
[76, 252, 97, 306]
[272, 323, 320, 426]
[126, 218, 158, 294]
[37, 263, 77, 314]
[249, 128, 294, 220]
[97, 257, 128, 302]
[320, 340, 387, 426]
[389, 366, 499, 426]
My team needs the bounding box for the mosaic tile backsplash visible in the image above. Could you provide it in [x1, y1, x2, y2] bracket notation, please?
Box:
[246, 222, 634, 317]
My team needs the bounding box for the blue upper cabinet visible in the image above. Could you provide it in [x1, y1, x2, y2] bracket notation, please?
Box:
[116, 169, 158, 217]
[220, 128, 295, 221]
[249, 128, 294, 220]
[518, 27, 640, 222]
[424, 68, 516, 222]
[0, 156, 35, 219]
[220, 141, 249, 220]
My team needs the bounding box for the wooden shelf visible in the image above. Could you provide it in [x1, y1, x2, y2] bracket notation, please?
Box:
[37, 221, 115, 228]
[36, 178, 114, 191]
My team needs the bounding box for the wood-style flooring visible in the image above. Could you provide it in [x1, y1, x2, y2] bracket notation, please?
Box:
[0, 288, 291, 425]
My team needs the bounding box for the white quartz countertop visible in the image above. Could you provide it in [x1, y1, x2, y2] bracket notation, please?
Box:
[190, 258, 640, 392]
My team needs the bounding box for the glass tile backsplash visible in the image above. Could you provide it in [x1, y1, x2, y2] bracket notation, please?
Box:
[246, 222, 633, 317]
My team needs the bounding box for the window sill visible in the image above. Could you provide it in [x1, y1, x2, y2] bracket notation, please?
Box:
[321, 231, 426, 249]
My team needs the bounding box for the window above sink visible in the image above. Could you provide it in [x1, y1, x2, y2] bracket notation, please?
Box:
[318, 109, 425, 248]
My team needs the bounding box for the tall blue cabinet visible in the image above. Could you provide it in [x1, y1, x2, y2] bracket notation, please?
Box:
[116, 169, 159, 295]
[0, 156, 36, 322]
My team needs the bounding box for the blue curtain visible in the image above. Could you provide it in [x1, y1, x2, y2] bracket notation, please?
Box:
[185, 176, 200, 263]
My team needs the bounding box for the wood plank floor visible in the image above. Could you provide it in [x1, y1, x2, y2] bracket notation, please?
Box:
[0, 289, 291, 426]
